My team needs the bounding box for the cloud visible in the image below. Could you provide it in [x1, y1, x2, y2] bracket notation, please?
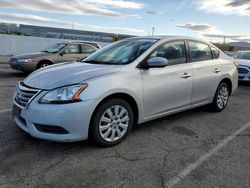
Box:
[0, 0, 146, 18]
[0, 12, 64, 25]
[226, 0, 250, 7]
[196, 0, 250, 16]
[86, 0, 145, 9]
[177, 23, 223, 34]
[146, 11, 160, 15]
[0, 12, 145, 34]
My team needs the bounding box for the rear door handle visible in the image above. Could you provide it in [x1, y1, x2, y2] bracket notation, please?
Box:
[213, 68, 221, 73]
[181, 73, 192, 79]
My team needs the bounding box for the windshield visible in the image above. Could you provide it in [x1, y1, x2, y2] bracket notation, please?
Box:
[82, 39, 158, 65]
[236, 52, 250, 60]
[41, 43, 66, 53]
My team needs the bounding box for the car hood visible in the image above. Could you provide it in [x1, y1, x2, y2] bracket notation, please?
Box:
[14, 52, 50, 59]
[236, 59, 250, 67]
[24, 62, 121, 90]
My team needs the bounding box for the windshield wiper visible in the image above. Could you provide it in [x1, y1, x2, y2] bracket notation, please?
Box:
[41, 50, 50, 53]
[82, 60, 104, 64]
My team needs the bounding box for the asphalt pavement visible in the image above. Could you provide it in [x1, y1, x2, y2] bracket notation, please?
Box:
[0, 63, 250, 188]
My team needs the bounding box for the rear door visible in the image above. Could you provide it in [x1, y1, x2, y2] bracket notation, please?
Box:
[57, 44, 82, 62]
[142, 41, 193, 119]
[80, 44, 97, 59]
[188, 41, 221, 104]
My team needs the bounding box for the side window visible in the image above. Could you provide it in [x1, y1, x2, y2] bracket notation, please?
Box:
[149, 41, 186, 66]
[188, 41, 212, 62]
[81, 45, 96, 54]
[211, 46, 220, 59]
[64, 44, 80, 54]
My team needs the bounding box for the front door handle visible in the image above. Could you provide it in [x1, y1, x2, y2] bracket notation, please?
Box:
[181, 73, 192, 79]
[213, 68, 221, 73]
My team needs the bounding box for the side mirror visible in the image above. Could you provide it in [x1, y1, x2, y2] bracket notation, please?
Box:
[59, 51, 65, 56]
[144, 57, 168, 69]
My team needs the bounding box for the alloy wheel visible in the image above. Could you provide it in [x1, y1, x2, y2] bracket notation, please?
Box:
[217, 86, 229, 109]
[99, 105, 129, 142]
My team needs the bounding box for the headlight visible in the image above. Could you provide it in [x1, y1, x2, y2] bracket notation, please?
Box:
[39, 84, 88, 104]
[17, 59, 32, 63]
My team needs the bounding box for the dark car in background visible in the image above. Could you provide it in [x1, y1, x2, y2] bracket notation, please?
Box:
[9, 42, 100, 72]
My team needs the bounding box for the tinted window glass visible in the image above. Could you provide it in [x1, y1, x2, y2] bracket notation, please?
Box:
[237, 52, 250, 60]
[211, 46, 220, 59]
[188, 42, 212, 62]
[42, 43, 66, 53]
[149, 41, 186, 66]
[81, 45, 96, 53]
[83, 39, 158, 65]
[65, 44, 80, 54]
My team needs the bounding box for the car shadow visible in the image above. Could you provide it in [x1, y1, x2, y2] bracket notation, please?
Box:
[0, 71, 29, 79]
[239, 81, 250, 86]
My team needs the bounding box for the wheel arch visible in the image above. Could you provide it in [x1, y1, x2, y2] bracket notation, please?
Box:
[219, 78, 232, 95]
[36, 59, 54, 69]
[89, 92, 140, 136]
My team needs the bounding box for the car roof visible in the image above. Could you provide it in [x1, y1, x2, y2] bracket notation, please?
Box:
[237, 50, 250, 53]
[64, 41, 101, 48]
[126, 35, 210, 43]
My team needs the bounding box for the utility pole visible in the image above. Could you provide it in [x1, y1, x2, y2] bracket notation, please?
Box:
[152, 27, 155, 36]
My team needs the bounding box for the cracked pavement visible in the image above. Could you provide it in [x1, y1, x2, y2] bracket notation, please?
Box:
[0, 63, 250, 188]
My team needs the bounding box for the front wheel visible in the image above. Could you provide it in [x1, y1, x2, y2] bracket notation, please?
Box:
[211, 82, 230, 112]
[91, 98, 134, 147]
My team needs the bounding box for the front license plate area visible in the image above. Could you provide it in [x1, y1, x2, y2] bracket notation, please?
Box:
[13, 105, 21, 117]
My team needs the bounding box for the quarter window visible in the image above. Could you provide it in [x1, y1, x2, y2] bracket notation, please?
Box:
[188, 41, 212, 62]
[149, 41, 187, 66]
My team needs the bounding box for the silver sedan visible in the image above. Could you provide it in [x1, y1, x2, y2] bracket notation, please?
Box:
[12, 36, 238, 146]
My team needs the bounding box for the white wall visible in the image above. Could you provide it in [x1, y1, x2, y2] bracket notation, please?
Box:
[0, 34, 109, 56]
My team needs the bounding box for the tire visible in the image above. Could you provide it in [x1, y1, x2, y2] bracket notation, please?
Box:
[37, 61, 51, 69]
[91, 98, 134, 147]
[211, 82, 230, 112]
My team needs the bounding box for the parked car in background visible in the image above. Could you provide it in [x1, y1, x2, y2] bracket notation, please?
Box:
[234, 51, 250, 81]
[224, 51, 237, 58]
[9, 41, 100, 72]
[12, 36, 238, 146]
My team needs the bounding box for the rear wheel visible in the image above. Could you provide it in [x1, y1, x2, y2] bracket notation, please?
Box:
[91, 98, 134, 147]
[211, 82, 230, 112]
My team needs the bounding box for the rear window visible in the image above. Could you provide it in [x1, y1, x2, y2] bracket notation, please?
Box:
[236, 52, 250, 60]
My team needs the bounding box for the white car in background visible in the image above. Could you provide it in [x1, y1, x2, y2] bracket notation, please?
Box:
[235, 51, 250, 81]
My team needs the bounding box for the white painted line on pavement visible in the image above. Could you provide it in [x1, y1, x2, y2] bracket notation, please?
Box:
[166, 121, 250, 188]
[0, 109, 11, 114]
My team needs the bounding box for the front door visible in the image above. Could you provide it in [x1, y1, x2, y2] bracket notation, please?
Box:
[57, 44, 82, 62]
[141, 41, 193, 119]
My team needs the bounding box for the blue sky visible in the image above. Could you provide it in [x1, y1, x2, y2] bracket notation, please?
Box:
[0, 0, 250, 42]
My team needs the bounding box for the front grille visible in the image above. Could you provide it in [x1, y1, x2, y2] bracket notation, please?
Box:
[238, 67, 249, 74]
[15, 82, 40, 108]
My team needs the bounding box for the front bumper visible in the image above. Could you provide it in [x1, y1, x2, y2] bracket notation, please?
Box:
[12, 92, 97, 142]
[238, 66, 250, 81]
[9, 60, 37, 72]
